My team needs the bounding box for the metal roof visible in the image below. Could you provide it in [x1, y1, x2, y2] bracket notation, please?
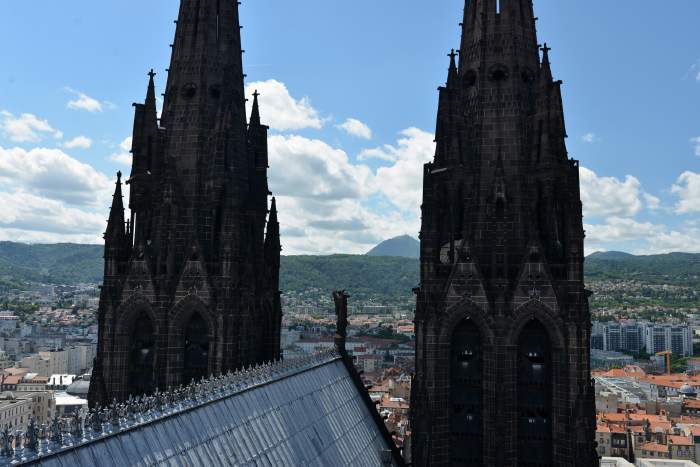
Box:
[5, 350, 400, 467]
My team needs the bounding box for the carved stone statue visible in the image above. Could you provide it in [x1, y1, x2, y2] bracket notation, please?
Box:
[332, 290, 350, 352]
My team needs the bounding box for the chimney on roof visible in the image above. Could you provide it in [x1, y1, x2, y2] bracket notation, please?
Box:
[332, 290, 350, 355]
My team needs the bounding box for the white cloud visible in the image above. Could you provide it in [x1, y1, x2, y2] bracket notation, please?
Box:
[0, 111, 63, 143]
[109, 137, 133, 166]
[66, 88, 105, 113]
[579, 167, 644, 218]
[585, 217, 662, 244]
[62, 136, 93, 150]
[645, 228, 700, 254]
[0, 142, 115, 244]
[672, 171, 700, 214]
[0, 146, 112, 207]
[244, 80, 322, 131]
[0, 191, 105, 241]
[268, 134, 374, 201]
[337, 118, 372, 140]
[264, 127, 432, 254]
[275, 196, 419, 255]
[585, 217, 700, 255]
[691, 137, 700, 157]
[367, 128, 435, 213]
[644, 193, 661, 210]
[581, 132, 601, 144]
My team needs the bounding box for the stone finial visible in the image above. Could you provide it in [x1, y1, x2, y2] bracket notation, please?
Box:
[25, 417, 39, 453]
[0, 427, 12, 457]
[50, 415, 62, 446]
[71, 410, 84, 440]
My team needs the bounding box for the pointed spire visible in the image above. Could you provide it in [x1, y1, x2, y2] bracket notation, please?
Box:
[160, 0, 248, 176]
[265, 197, 281, 259]
[267, 197, 279, 233]
[146, 69, 157, 110]
[249, 90, 261, 126]
[105, 172, 126, 242]
[540, 43, 553, 82]
[447, 49, 458, 88]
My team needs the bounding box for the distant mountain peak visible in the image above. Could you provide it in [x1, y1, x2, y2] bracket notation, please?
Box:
[366, 235, 420, 258]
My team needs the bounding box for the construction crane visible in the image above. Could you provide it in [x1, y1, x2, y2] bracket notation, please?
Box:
[656, 351, 672, 375]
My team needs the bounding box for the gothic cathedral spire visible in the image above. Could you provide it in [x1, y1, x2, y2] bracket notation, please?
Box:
[411, 1, 597, 465]
[89, 0, 282, 407]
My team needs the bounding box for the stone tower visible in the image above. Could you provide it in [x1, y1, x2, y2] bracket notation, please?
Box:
[89, 0, 282, 405]
[410, 0, 597, 465]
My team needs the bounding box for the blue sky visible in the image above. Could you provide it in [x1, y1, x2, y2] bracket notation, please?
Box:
[0, 0, 698, 255]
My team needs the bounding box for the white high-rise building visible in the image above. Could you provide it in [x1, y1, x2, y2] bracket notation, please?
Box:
[644, 323, 693, 357]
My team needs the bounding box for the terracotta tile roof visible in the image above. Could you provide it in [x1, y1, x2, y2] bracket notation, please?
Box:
[639, 442, 668, 453]
[593, 366, 645, 378]
[601, 412, 628, 422]
[648, 421, 673, 433]
[668, 435, 693, 446]
[684, 399, 700, 409]
[672, 415, 700, 425]
[628, 414, 667, 423]
[2, 375, 20, 385]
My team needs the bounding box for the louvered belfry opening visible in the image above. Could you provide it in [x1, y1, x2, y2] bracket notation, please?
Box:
[183, 312, 210, 384]
[517, 320, 553, 466]
[449, 319, 483, 466]
[127, 313, 157, 397]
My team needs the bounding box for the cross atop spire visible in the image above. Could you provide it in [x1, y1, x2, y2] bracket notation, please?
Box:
[145, 70, 156, 106]
[541, 43, 552, 56]
[540, 43, 553, 82]
[447, 49, 458, 87]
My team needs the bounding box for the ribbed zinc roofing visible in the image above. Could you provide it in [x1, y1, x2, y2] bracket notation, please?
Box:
[18, 351, 399, 467]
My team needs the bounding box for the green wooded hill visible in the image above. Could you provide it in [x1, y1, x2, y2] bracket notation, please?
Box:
[0, 242, 697, 297]
[280, 255, 418, 303]
[586, 251, 700, 286]
[0, 242, 103, 286]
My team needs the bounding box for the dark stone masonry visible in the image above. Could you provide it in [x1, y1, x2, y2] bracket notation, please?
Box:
[410, 0, 598, 465]
[88, 0, 282, 406]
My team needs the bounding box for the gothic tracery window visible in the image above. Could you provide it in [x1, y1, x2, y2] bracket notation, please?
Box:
[449, 318, 483, 466]
[517, 320, 553, 466]
[127, 313, 156, 397]
[183, 312, 210, 384]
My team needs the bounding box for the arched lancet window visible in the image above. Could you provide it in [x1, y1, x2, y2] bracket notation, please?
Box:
[183, 313, 210, 384]
[517, 320, 553, 466]
[127, 313, 156, 397]
[449, 318, 483, 465]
